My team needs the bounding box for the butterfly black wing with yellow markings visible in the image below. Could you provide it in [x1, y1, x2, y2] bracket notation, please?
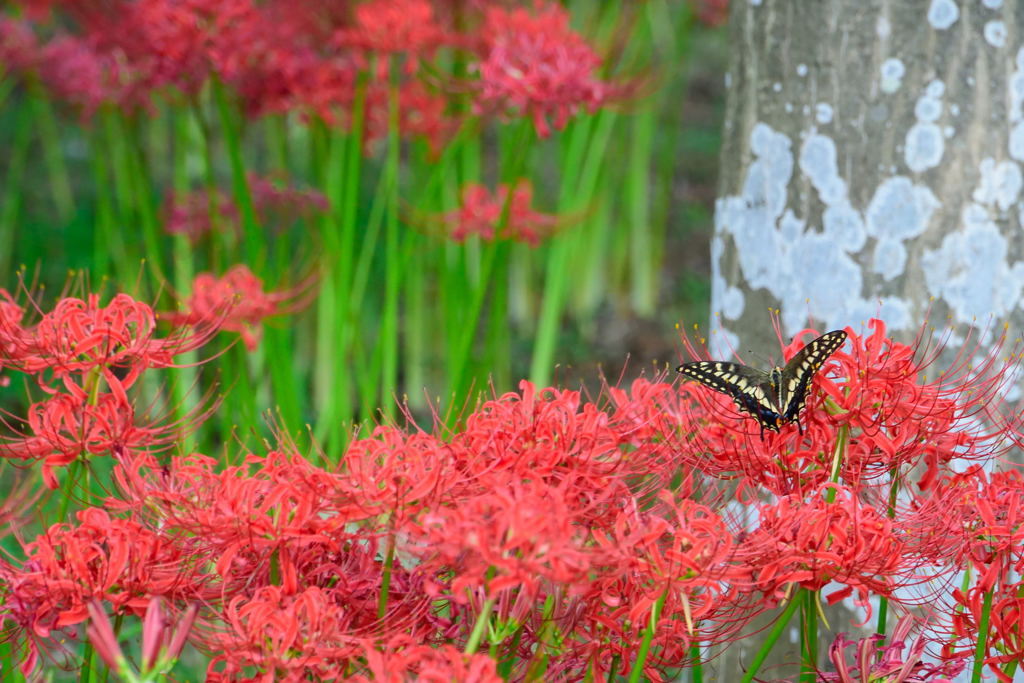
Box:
[676, 361, 784, 433]
[676, 329, 847, 437]
[777, 330, 847, 425]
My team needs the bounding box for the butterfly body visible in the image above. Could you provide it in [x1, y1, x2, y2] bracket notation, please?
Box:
[677, 330, 847, 438]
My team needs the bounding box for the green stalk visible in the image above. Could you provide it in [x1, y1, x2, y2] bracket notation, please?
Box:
[28, 81, 74, 223]
[483, 254, 511, 392]
[169, 109, 198, 453]
[0, 102, 33, 278]
[120, 113, 164, 284]
[800, 589, 818, 682]
[529, 116, 595, 386]
[497, 626, 525, 679]
[465, 595, 498, 656]
[739, 593, 803, 683]
[971, 587, 994, 683]
[876, 467, 901, 635]
[211, 75, 261, 266]
[379, 55, 402, 420]
[376, 532, 396, 621]
[0, 639, 24, 683]
[447, 121, 532, 406]
[312, 125, 346, 447]
[79, 642, 93, 683]
[690, 641, 703, 683]
[90, 126, 120, 280]
[627, 588, 668, 683]
[264, 123, 302, 434]
[0, 70, 14, 111]
[627, 107, 655, 316]
[315, 70, 367, 453]
[567, 110, 617, 318]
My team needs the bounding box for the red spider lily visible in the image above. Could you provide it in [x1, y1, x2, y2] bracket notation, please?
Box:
[362, 78, 459, 154]
[248, 173, 329, 224]
[337, 425, 456, 522]
[452, 380, 680, 495]
[35, 34, 144, 116]
[163, 174, 328, 241]
[822, 616, 967, 682]
[356, 637, 501, 682]
[0, 390, 182, 488]
[163, 265, 316, 351]
[2, 293, 214, 391]
[0, 18, 38, 71]
[690, 0, 730, 28]
[820, 319, 1020, 491]
[201, 586, 364, 682]
[110, 450, 435, 627]
[409, 476, 602, 601]
[87, 597, 198, 676]
[934, 469, 1024, 679]
[1, 507, 203, 675]
[162, 186, 239, 242]
[731, 484, 910, 611]
[336, 0, 449, 57]
[472, 2, 613, 137]
[430, 180, 563, 246]
[952, 580, 1024, 682]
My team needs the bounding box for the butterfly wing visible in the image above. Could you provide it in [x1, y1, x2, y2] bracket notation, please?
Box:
[677, 361, 784, 432]
[777, 330, 847, 424]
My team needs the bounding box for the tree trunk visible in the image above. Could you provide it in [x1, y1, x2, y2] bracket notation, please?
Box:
[714, 0, 1022, 356]
[706, 1, 1020, 680]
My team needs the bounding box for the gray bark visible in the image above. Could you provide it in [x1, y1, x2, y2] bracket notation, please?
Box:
[713, 0, 1023, 356]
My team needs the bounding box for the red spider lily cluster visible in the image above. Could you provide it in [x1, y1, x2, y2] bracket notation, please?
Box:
[0, 290, 216, 488]
[1, 0, 629, 140]
[163, 174, 329, 243]
[2, 307, 1023, 679]
[162, 265, 318, 351]
[430, 180, 563, 246]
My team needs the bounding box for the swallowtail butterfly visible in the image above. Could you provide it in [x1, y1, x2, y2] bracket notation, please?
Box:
[677, 330, 847, 438]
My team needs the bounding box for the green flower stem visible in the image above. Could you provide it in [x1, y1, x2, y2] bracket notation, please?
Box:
[627, 107, 655, 316]
[876, 467, 901, 635]
[402, 229, 427, 410]
[0, 102, 33, 278]
[122, 115, 164, 287]
[0, 70, 13, 110]
[379, 55, 402, 420]
[971, 587, 994, 683]
[497, 625, 525, 679]
[211, 75, 261, 267]
[312, 125, 346, 449]
[740, 592, 803, 683]
[90, 127, 120, 283]
[169, 109, 198, 453]
[27, 81, 74, 223]
[800, 589, 818, 682]
[628, 588, 668, 683]
[690, 641, 703, 683]
[566, 110, 616, 318]
[376, 532, 396, 621]
[465, 595, 498, 656]
[641, 1, 693, 316]
[447, 121, 532, 407]
[529, 116, 595, 387]
[314, 69, 366, 453]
